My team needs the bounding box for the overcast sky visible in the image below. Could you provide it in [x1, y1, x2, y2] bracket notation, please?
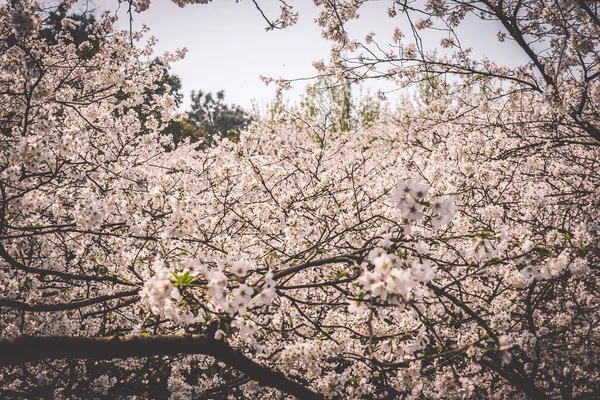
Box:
[91, 0, 528, 112]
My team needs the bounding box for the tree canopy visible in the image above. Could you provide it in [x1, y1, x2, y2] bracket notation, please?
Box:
[0, 1, 599, 399]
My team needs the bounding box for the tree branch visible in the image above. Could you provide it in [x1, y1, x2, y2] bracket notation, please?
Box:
[0, 290, 139, 312]
[480, 357, 551, 400]
[568, 110, 600, 143]
[0, 335, 323, 400]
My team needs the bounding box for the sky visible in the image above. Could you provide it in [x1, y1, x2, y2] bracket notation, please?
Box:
[90, 0, 528, 112]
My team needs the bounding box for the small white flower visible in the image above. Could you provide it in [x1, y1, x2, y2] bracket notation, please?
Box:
[397, 179, 413, 196]
[263, 271, 276, 288]
[411, 182, 430, 200]
[416, 241, 430, 255]
[358, 270, 379, 291]
[373, 252, 395, 275]
[347, 300, 368, 317]
[368, 247, 386, 262]
[182, 258, 204, 277]
[170, 287, 182, 301]
[370, 281, 388, 300]
[386, 268, 415, 300]
[378, 237, 392, 249]
[400, 196, 424, 221]
[230, 260, 250, 277]
[432, 196, 458, 229]
[231, 284, 254, 314]
[254, 287, 276, 307]
[411, 260, 436, 282]
[498, 335, 513, 366]
[214, 329, 226, 341]
[520, 265, 540, 282]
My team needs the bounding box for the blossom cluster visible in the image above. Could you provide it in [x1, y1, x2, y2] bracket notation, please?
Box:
[391, 179, 457, 232]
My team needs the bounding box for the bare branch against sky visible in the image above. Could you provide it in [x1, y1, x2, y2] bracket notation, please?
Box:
[92, 0, 526, 110]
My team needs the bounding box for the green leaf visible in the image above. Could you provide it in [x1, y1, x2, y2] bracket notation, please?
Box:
[172, 271, 194, 287]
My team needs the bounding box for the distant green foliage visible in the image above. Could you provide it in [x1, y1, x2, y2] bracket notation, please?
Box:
[162, 116, 203, 146]
[39, 3, 98, 51]
[295, 77, 381, 132]
[153, 66, 184, 108]
[186, 90, 251, 145]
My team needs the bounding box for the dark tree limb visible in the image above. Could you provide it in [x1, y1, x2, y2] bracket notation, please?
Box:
[427, 282, 552, 399]
[426, 282, 499, 343]
[0, 335, 323, 400]
[0, 290, 140, 312]
[568, 110, 600, 143]
[480, 358, 551, 400]
[273, 255, 358, 280]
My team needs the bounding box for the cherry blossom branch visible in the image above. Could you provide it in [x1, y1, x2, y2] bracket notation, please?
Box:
[272, 255, 359, 280]
[578, 0, 600, 28]
[251, 0, 277, 30]
[426, 282, 499, 343]
[0, 335, 323, 400]
[0, 243, 136, 286]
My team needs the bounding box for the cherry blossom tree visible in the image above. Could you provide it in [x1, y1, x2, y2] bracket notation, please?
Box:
[187, 0, 599, 144]
[0, 1, 599, 399]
